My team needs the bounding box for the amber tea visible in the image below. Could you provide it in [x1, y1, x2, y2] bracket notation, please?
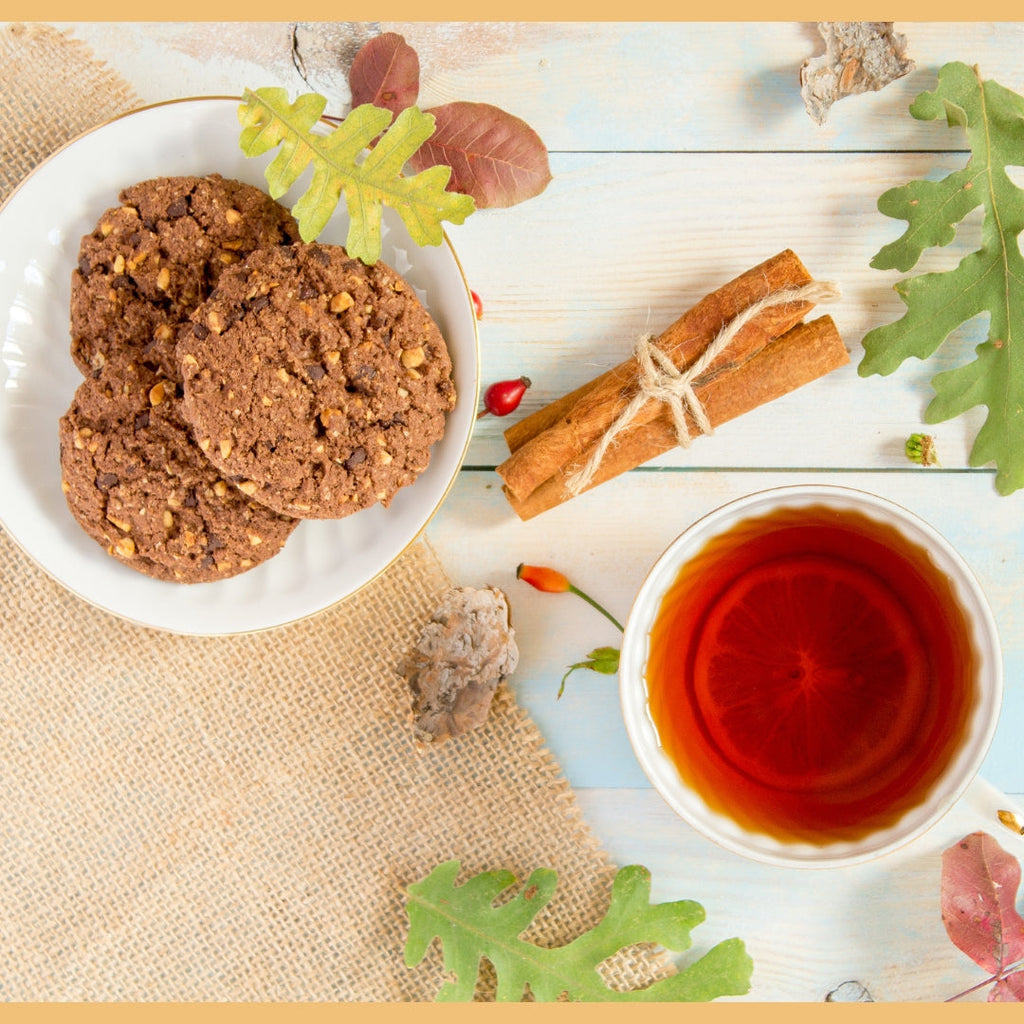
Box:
[644, 502, 980, 847]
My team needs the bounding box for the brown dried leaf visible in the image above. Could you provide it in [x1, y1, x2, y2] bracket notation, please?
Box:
[999, 809, 1024, 836]
[800, 22, 915, 125]
[399, 586, 519, 743]
[408, 101, 552, 208]
[349, 31, 420, 120]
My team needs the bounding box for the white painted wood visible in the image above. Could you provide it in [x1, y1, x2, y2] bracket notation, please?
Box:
[403, 21, 1024, 155]
[452, 149, 992, 471]
[426, 467, 1023, 797]
[56, 27, 1023, 475]
[62, 22, 1024, 154]
[575, 779, 1024, 1002]
[12, 21, 1024, 1001]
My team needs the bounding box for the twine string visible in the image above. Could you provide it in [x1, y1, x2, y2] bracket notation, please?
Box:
[564, 280, 841, 497]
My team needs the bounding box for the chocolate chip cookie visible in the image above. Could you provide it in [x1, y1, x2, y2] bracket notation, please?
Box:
[59, 361, 298, 583]
[177, 242, 456, 519]
[70, 174, 299, 381]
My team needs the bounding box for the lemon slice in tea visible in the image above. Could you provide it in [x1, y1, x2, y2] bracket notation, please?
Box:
[691, 554, 930, 793]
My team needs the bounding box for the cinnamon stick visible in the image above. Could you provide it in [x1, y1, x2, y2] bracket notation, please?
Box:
[502, 315, 848, 521]
[498, 249, 815, 500]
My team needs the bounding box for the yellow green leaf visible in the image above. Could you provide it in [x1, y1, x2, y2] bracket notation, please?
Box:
[238, 87, 475, 264]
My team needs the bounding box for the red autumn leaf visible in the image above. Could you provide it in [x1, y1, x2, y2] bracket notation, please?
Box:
[991, 971, 1024, 1002]
[942, 832, 1024, 978]
[349, 32, 419, 120]
[408, 101, 552, 208]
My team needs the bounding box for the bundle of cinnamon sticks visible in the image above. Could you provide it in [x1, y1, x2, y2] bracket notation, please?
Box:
[496, 250, 848, 520]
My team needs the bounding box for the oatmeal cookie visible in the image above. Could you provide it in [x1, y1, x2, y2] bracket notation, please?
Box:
[59, 361, 298, 583]
[70, 174, 299, 380]
[177, 242, 456, 519]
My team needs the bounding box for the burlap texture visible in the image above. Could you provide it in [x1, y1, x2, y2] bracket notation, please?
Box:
[0, 23, 141, 202]
[0, 23, 665, 1001]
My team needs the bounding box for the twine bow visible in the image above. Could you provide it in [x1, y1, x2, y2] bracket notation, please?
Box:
[564, 280, 841, 497]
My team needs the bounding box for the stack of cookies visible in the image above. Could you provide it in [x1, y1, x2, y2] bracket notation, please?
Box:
[59, 175, 456, 584]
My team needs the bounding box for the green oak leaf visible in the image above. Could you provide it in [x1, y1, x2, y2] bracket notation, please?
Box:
[238, 87, 475, 265]
[558, 645, 620, 698]
[404, 859, 753, 1002]
[858, 61, 1024, 495]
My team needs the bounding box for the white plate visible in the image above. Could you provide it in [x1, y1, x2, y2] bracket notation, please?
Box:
[0, 98, 479, 635]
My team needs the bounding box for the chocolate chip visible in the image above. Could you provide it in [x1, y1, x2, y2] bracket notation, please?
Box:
[345, 447, 367, 471]
[299, 284, 317, 300]
[192, 322, 210, 340]
[77, 256, 92, 277]
[306, 364, 326, 381]
[311, 246, 331, 266]
[350, 364, 377, 393]
[95, 472, 119, 489]
[111, 275, 129, 289]
[205, 534, 226, 552]
[133, 410, 151, 431]
[182, 489, 199, 509]
[166, 197, 189, 219]
[248, 294, 270, 313]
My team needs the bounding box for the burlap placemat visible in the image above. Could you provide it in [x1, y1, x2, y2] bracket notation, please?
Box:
[0, 23, 141, 199]
[0, 23, 666, 1001]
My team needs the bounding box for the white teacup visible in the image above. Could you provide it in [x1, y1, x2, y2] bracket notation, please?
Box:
[618, 484, 1003, 868]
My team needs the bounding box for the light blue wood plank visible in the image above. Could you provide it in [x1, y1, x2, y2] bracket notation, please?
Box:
[64, 22, 1024, 154]
[575, 778, 1023, 1000]
[452, 149, 992, 472]
[428, 467, 1024, 795]
[402, 22, 1024, 154]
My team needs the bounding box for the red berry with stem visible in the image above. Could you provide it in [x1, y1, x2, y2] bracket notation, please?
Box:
[516, 562, 625, 698]
[516, 563, 624, 631]
[478, 376, 531, 418]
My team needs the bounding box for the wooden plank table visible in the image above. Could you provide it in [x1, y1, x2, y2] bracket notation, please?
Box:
[36, 20, 1024, 1001]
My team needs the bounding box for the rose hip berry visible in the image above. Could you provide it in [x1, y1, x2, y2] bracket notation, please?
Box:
[478, 376, 531, 418]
